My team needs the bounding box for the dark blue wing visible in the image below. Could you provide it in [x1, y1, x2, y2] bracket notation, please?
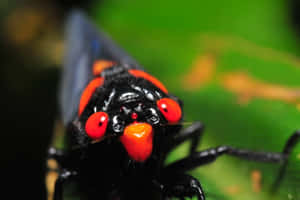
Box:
[59, 10, 142, 125]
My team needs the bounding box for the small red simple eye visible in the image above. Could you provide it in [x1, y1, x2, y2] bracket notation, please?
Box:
[131, 112, 138, 120]
[157, 98, 182, 124]
[85, 112, 109, 140]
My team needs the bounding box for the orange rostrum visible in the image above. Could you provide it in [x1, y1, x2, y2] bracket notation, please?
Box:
[120, 123, 153, 162]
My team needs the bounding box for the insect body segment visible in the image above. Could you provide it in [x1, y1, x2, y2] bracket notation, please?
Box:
[129, 69, 168, 93]
[78, 57, 178, 163]
[79, 59, 116, 116]
[78, 77, 104, 116]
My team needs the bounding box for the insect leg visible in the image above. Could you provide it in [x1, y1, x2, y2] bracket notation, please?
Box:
[161, 173, 205, 200]
[168, 121, 204, 154]
[165, 132, 300, 173]
[54, 169, 78, 200]
[165, 146, 284, 172]
[271, 130, 300, 192]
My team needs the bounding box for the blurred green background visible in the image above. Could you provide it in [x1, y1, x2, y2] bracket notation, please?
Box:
[1, 0, 300, 200]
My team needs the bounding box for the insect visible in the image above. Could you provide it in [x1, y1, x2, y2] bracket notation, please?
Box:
[47, 10, 300, 200]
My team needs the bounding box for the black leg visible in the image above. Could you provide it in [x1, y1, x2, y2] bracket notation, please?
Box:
[165, 131, 300, 191]
[271, 130, 300, 193]
[161, 173, 205, 200]
[168, 121, 204, 154]
[54, 169, 78, 200]
[165, 146, 285, 172]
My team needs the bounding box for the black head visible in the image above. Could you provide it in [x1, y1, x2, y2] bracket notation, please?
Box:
[78, 69, 183, 162]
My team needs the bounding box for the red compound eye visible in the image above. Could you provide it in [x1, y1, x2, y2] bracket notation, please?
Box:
[85, 112, 109, 140]
[157, 98, 182, 124]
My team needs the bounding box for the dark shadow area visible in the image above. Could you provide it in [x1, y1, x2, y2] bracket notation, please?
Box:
[0, 39, 59, 200]
[0, 1, 98, 199]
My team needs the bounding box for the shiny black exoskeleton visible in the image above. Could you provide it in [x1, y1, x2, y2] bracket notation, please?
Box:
[47, 10, 300, 200]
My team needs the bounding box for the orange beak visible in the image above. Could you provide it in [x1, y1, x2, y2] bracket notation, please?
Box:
[120, 123, 153, 162]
